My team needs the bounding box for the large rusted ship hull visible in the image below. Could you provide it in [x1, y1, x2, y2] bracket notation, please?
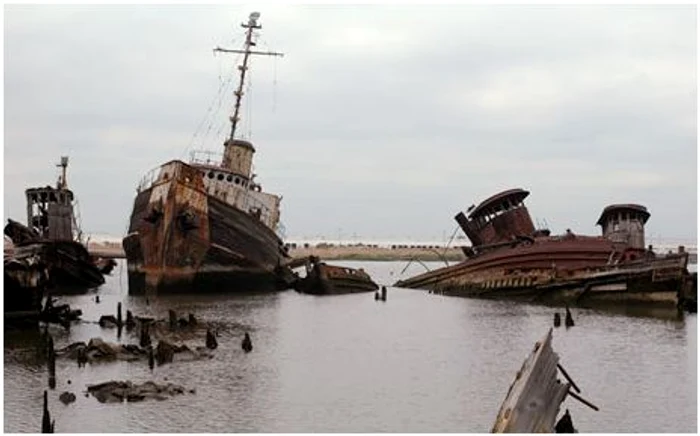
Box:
[122, 164, 290, 295]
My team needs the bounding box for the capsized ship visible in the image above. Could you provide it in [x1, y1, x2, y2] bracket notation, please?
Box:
[395, 188, 694, 307]
[122, 12, 292, 294]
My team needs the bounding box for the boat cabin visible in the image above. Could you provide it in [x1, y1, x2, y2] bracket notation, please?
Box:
[596, 204, 649, 249]
[455, 188, 536, 247]
[25, 157, 76, 241]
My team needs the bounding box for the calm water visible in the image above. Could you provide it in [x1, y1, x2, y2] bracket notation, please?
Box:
[4, 260, 697, 433]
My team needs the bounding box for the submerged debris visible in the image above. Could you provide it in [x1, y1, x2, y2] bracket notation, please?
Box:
[58, 392, 76, 405]
[56, 337, 213, 365]
[86, 380, 191, 403]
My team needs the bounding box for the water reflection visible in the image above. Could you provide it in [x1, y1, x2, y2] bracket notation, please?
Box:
[4, 260, 696, 433]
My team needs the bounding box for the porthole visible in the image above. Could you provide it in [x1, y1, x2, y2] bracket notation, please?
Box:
[234, 178, 240, 185]
[208, 172, 214, 179]
[227, 175, 233, 182]
[217, 173, 224, 181]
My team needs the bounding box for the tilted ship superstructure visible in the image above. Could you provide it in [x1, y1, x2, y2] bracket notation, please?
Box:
[122, 12, 292, 294]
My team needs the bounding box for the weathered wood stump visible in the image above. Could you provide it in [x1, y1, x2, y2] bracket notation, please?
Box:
[553, 313, 561, 327]
[381, 286, 387, 301]
[188, 313, 197, 326]
[206, 329, 217, 350]
[242, 332, 253, 353]
[565, 306, 574, 328]
[155, 340, 176, 365]
[125, 310, 136, 330]
[139, 323, 151, 348]
[168, 310, 177, 330]
[374, 292, 379, 300]
[148, 346, 154, 370]
[59, 392, 76, 405]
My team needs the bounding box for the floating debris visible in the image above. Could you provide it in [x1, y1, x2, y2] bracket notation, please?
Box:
[86, 380, 191, 403]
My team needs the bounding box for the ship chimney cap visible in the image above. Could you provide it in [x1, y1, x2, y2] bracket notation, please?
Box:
[596, 203, 650, 226]
[468, 188, 530, 218]
[224, 138, 256, 153]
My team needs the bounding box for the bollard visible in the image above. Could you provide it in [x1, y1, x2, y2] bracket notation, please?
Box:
[381, 286, 387, 302]
[553, 312, 561, 328]
[206, 329, 218, 350]
[565, 306, 574, 328]
[168, 310, 177, 330]
[41, 390, 53, 433]
[242, 332, 253, 353]
[47, 335, 56, 389]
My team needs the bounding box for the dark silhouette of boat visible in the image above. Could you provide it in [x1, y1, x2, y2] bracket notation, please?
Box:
[294, 256, 379, 295]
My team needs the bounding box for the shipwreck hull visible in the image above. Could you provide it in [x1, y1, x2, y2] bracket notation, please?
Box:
[397, 252, 691, 308]
[123, 163, 289, 295]
[294, 260, 379, 295]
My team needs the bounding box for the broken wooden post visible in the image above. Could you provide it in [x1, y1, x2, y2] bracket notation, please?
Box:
[125, 310, 135, 330]
[41, 390, 53, 433]
[116, 302, 122, 326]
[374, 292, 379, 300]
[148, 346, 155, 370]
[47, 335, 56, 389]
[553, 313, 561, 327]
[77, 346, 87, 369]
[139, 322, 151, 348]
[95, 295, 100, 304]
[206, 329, 218, 350]
[188, 313, 197, 326]
[168, 309, 177, 330]
[565, 306, 574, 328]
[381, 286, 387, 301]
[242, 332, 253, 353]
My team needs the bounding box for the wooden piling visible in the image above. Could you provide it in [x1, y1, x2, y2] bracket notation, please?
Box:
[139, 322, 151, 348]
[168, 310, 177, 330]
[125, 310, 135, 330]
[553, 313, 561, 327]
[206, 329, 218, 350]
[381, 286, 387, 301]
[47, 335, 56, 389]
[242, 332, 253, 353]
[374, 292, 379, 300]
[565, 306, 574, 328]
[41, 390, 53, 433]
[148, 346, 154, 371]
[117, 302, 122, 327]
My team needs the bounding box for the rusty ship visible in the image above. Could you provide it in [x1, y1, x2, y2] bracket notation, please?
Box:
[122, 12, 292, 294]
[5, 156, 104, 312]
[395, 188, 695, 308]
[293, 256, 379, 295]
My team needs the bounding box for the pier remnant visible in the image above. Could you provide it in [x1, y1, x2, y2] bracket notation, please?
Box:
[169, 310, 177, 330]
[553, 313, 561, 327]
[381, 286, 387, 301]
[125, 310, 135, 330]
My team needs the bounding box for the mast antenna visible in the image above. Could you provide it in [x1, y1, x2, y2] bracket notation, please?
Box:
[56, 156, 69, 189]
[214, 12, 283, 141]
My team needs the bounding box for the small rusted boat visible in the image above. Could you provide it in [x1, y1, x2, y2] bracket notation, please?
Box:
[294, 256, 379, 295]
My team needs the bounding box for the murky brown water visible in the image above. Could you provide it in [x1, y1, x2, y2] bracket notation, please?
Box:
[4, 260, 697, 433]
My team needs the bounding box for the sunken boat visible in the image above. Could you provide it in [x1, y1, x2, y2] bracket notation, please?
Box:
[395, 188, 694, 308]
[294, 256, 379, 295]
[122, 12, 292, 295]
[4, 157, 105, 292]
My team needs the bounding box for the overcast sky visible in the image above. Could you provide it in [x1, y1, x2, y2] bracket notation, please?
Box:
[3, 4, 697, 244]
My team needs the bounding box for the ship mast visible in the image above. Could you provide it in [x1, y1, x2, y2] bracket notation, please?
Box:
[214, 12, 284, 141]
